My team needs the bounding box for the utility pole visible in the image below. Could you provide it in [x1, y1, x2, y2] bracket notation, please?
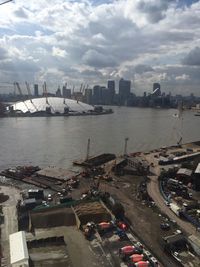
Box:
[124, 137, 129, 157]
[86, 138, 90, 160]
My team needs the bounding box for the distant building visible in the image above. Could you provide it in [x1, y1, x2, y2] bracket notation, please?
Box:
[102, 87, 110, 105]
[56, 87, 61, 97]
[93, 85, 102, 104]
[34, 84, 39, 97]
[152, 83, 161, 96]
[119, 78, 131, 105]
[62, 86, 71, 99]
[107, 80, 115, 104]
[84, 88, 92, 104]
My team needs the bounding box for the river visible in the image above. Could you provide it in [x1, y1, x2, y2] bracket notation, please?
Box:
[0, 107, 199, 169]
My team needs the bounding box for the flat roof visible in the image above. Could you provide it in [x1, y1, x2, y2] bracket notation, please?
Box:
[195, 163, 200, 174]
[9, 231, 29, 264]
[177, 168, 192, 177]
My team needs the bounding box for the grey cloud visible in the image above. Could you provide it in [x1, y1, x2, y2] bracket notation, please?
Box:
[0, 59, 40, 72]
[14, 8, 28, 18]
[137, 0, 174, 23]
[182, 47, 200, 66]
[80, 69, 103, 78]
[134, 64, 154, 74]
[0, 47, 8, 60]
[82, 49, 117, 68]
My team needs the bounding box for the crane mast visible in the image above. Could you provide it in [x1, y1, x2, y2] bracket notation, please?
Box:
[43, 82, 49, 105]
[25, 81, 32, 103]
[14, 82, 30, 112]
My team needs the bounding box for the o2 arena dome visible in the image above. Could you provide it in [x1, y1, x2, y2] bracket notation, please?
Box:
[7, 97, 112, 116]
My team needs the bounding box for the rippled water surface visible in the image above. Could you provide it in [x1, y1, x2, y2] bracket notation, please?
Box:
[0, 107, 199, 169]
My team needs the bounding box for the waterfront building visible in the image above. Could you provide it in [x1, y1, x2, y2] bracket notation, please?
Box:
[84, 88, 92, 104]
[102, 87, 110, 105]
[152, 83, 161, 96]
[93, 85, 102, 104]
[9, 97, 95, 114]
[62, 86, 71, 99]
[56, 87, 62, 97]
[107, 80, 115, 104]
[34, 84, 39, 97]
[119, 78, 131, 105]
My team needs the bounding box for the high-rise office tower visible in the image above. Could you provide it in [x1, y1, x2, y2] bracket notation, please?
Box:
[119, 78, 131, 105]
[107, 80, 115, 104]
[34, 84, 39, 97]
[62, 86, 71, 98]
[153, 83, 161, 96]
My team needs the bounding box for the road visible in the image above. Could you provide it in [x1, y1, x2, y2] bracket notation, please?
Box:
[143, 153, 200, 237]
[0, 186, 21, 267]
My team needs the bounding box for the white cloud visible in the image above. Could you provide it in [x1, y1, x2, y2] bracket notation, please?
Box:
[52, 47, 68, 58]
[0, 0, 200, 95]
[175, 74, 190, 81]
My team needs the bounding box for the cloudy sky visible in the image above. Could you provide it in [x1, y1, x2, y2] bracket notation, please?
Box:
[0, 0, 200, 95]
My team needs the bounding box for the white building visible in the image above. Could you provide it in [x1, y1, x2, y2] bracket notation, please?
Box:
[9, 231, 29, 267]
[9, 97, 94, 114]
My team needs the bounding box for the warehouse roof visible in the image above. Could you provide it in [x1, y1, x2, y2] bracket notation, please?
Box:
[9, 231, 29, 264]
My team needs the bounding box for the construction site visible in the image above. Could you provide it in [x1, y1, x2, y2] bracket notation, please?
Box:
[0, 141, 200, 267]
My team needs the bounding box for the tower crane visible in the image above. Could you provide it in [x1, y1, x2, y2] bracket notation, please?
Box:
[25, 82, 38, 111]
[43, 82, 55, 113]
[14, 82, 30, 112]
[25, 81, 32, 102]
[80, 83, 83, 93]
[43, 82, 49, 105]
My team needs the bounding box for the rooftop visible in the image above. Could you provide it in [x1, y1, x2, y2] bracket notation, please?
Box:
[9, 231, 29, 265]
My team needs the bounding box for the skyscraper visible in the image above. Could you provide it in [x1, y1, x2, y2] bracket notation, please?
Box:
[62, 86, 71, 98]
[153, 83, 161, 96]
[119, 78, 131, 105]
[107, 80, 115, 104]
[56, 87, 61, 97]
[93, 85, 102, 104]
[34, 84, 39, 97]
[84, 88, 92, 104]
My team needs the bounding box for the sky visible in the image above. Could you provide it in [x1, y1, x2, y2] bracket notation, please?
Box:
[0, 0, 200, 95]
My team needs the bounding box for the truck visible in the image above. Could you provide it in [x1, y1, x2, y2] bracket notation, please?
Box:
[170, 203, 181, 216]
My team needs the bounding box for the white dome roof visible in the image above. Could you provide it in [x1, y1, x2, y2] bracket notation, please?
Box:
[11, 97, 94, 114]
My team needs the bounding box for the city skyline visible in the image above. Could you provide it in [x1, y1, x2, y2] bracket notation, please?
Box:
[0, 1, 200, 96]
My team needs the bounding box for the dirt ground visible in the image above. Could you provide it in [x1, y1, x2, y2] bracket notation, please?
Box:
[26, 226, 119, 267]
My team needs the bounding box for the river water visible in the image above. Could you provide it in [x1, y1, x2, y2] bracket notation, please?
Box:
[0, 107, 199, 169]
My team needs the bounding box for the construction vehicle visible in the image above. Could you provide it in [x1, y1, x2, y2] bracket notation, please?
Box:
[97, 221, 114, 235]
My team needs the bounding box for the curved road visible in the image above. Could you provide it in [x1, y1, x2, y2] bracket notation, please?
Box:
[144, 153, 199, 237]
